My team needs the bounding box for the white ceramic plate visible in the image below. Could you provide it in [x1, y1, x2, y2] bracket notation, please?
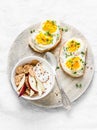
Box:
[8, 22, 94, 108]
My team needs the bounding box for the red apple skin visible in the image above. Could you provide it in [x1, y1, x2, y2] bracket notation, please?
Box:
[18, 83, 26, 97]
[28, 75, 38, 93]
[25, 76, 31, 89]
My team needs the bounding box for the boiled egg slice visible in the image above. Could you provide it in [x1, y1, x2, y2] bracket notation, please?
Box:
[62, 55, 86, 77]
[42, 20, 58, 34]
[64, 38, 87, 56]
[32, 31, 60, 51]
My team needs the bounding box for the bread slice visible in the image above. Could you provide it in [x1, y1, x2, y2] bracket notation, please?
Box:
[59, 39, 87, 78]
[29, 31, 62, 53]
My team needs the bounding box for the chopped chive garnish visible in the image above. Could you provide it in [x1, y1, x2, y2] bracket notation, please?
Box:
[81, 51, 85, 55]
[77, 42, 80, 45]
[70, 52, 72, 55]
[66, 47, 68, 50]
[57, 34, 59, 38]
[50, 39, 53, 44]
[76, 83, 79, 87]
[73, 72, 77, 74]
[79, 84, 82, 88]
[63, 47, 65, 51]
[64, 27, 68, 32]
[71, 40, 74, 43]
[69, 60, 73, 63]
[58, 25, 61, 30]
[81, 67, 84, 70]
[82, 61, 85, 64]
[56, 66, 60, 70]
[76, 83, 82, 88]
[45, 31, 52, 36]
[61, 28, 64, 31]
[58, 26, 68, 32]
[84, 63, 86, 65]
[30, 29, 35, 33]
[52, 20, 56, 25]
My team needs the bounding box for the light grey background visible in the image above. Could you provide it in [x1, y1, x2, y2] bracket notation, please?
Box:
[0, 0, 97, 129]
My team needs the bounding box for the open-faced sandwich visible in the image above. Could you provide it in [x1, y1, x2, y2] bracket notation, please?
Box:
[60, 38, 87, 77]
[29, 20, 61, 53]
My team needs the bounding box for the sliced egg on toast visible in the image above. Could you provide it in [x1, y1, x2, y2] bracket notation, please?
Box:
[60, 38, 87, 77]
[30, 20, 61, 52]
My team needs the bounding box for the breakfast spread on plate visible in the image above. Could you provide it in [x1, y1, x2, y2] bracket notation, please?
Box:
[60, 38, 87, 77]
[29, 20, 62, 53]
[14, 60, 54, 97]
[10, 19, 93, 102]
[29, 20, 87, 78]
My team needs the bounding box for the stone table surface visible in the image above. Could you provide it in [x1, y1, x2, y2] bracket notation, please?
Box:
[0, 0, 97, 129]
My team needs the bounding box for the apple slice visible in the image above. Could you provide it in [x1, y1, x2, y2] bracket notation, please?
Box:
[36, 78, 45, 96]
[30, 90, 35, 97]
[17, 75, 25, 91]
[18, 83, 26, 97]
[29, 67, 35, 77]
[25, 76, 31, 90]
[25, 89, 35, 97]
[28, 74, 38, 93]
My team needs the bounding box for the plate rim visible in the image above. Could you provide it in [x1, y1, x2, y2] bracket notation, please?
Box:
[7, 22, 95, 108]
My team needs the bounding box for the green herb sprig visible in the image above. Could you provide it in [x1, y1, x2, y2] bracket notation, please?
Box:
[30, 29, 35, 33]
[58, 26, 68, 32]
[56, 66, 60, 70]
[76, 83, 82, 88]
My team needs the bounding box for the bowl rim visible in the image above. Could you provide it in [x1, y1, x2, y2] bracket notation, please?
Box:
[11, 55, 55, 100]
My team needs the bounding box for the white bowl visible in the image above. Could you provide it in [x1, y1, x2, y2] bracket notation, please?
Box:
[11, 56, 55, 100]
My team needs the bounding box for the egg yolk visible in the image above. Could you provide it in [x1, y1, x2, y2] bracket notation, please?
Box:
[42, 20, 57, 33]
[66, 57, 81, 70]
[36, 32, 53, 45]
[66, 40, 80, 52]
